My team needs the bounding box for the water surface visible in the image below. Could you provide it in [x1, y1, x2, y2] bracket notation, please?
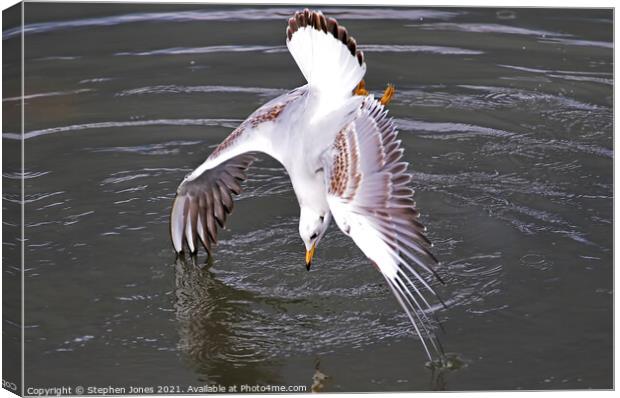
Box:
[4, 3, 613, 391]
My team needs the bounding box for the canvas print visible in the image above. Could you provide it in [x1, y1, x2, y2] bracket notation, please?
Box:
[2, 1, 613, 394]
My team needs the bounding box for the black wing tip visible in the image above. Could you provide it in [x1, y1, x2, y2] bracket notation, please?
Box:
[171, 192, 230, 256]
[170, 155, 258, 256]
[287, 9, 365, 66]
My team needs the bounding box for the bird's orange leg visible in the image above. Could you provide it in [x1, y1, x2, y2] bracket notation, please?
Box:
[354, 80, 396, 106]
[380, 84, 395, 106]
[353, 80, 369, 96]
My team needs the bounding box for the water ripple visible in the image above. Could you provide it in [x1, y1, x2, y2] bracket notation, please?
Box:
[498, 64, 612, 85]
[540, 37, 612, 49]
[443, 252, 504, 312]
[89, 140, 204, 156]
[116, 43, 483, 57]
[116, 85, 285, 98]
[3, 8, 461, 40]
[456, 85, 602, 110]
[3, 170, 50, 180]
[415, 170, 600, 245]
[360, 44, 482, 55]
[116, 45, 283, 57]
[398, 119, 612, 159]
[3, 88, 92, 102]
[414, 22, 570, 38]
[396, 119, 516, 138]
[173, 258, 432, 365]
[3, 119, 242, 140]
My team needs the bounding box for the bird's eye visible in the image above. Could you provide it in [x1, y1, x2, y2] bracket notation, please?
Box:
[319, 216, 325, 222]
[310, 232, 318, 240]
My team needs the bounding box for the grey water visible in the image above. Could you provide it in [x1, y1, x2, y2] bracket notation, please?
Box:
[3, 3, 612, 392]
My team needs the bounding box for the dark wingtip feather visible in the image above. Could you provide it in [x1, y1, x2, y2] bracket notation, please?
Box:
[356, 51, 365, 65]
[337, 26, 348, 45]
[171, 154, 256, 255]
[347, 37, 357, 55]
[318, 13, 328, 32]
[287, 9, 364, 66]
[326, 16, 338, 36]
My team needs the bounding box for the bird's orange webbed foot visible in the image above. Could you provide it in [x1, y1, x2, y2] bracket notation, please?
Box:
[380, 84, 395, 106]
[353, 79, 369, 96]
[354, 80, 395, 106]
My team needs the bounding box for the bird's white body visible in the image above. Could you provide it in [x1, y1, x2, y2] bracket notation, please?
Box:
[171, 9, 445, 362]
[187, 82, 364, 219]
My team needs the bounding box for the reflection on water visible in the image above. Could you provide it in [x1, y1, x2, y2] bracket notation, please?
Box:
[7, 3, 612, 391]
[173, 257, 282, 386]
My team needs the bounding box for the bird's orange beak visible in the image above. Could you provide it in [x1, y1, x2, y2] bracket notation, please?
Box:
[305, 242, 316, 271]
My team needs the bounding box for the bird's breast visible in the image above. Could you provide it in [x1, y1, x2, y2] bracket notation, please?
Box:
[287, 162, 328, 211]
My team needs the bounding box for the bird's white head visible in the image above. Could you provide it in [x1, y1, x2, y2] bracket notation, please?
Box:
[299, 206, 331, 271]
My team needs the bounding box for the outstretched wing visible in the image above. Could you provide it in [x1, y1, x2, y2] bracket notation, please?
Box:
[286, 8, 366, 97]
[170, 88, 306, 255]
[322, 96, 444, 360]
[170, 153, 256, 254]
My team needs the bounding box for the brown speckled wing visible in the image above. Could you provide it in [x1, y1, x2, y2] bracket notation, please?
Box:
[170, 154, 256, 255]
[326, 97, 439, 275]
[323, 97, 444, 359]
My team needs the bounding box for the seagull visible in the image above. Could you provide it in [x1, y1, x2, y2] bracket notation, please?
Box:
[170, 9, 445, 361]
